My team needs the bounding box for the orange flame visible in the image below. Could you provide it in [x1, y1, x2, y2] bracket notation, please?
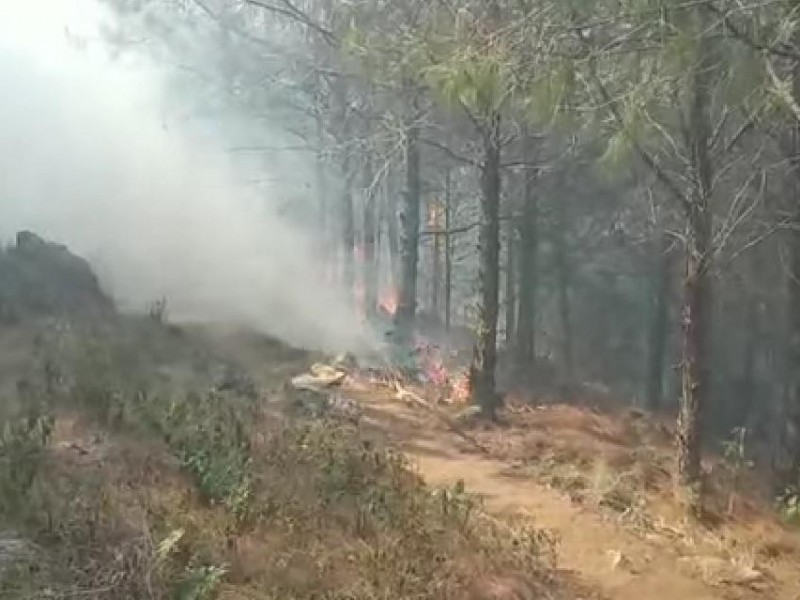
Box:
[379, 286, 398, 315]
[450, 370, 470, 404]
[414, 333, 471, 404]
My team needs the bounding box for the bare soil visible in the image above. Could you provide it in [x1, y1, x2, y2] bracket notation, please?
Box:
[345, 380, 800, 600]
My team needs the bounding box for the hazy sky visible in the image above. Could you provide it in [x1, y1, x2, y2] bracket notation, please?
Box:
[0, 1, 103, 55]
[0, 0, 371, 353]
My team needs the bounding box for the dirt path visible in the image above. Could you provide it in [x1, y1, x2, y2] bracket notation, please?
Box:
[352, 391, 799, 600]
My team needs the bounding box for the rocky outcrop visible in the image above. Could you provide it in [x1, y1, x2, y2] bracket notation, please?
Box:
[0, 231, 113, 322]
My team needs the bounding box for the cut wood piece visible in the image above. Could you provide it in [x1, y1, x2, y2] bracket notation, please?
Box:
[290, 364, 347, 392]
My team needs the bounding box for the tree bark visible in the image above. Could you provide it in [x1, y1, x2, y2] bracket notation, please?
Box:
[384, 174, 401, 293]
[677, 200, 711, 516]
[363, 157, 378, 319]
[444, 166, 453, 334]
[394, 100, 422, 341]
[516, 133, 538, 364]
[315, 112, 328, 262]
[646, 232, 672, 411]
[740, 291, 758, 428]
[554, 190, 573, 393]
[783, 36, 800, 486]
[332, 79, 355, 295]
[787, 188, 800, 481]
[341, 154, 356, 299]
[431, 199, 442, 318]
[676, 13, 714, 515]
[470, 113, 502, 419]
[504, 203, 516, 349]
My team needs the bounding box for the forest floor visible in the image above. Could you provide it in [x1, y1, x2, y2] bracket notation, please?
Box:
[338, 377, 800, 600]
[0, 322, 584, 599]
[1, 316, 799, 599]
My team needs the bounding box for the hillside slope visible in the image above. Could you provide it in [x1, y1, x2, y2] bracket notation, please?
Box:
[341, 380, 800, 600]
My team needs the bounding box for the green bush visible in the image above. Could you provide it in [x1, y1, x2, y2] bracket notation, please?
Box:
[175, 565, 227, 600]
[777, 485, 800, 526]
[138, 389, 256, 521]
[0, 408, 54, 519]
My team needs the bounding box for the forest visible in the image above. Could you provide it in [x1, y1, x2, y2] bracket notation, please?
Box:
[100, 0, 800, 514]
[2, 0, 800, 598]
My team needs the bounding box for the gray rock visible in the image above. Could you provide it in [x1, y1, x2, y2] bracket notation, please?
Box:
[0, 231, 114, 322]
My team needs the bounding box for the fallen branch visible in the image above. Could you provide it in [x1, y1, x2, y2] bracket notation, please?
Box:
[392, 382, 490, 455]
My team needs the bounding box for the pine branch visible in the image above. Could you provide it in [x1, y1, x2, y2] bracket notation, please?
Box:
[228, 145, 315, 153]
[721, 114, 759, 156]
[420, 138, 479, 166]
[192, 0, 280, 52]
[588, 64, 691, 214]
[421, 215, 516, 237]
[706, 1, 800, 61]
[242, 0, 337, 45]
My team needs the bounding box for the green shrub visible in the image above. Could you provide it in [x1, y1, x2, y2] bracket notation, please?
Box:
[138, 389, 256, 521]
[777, 485, 800, 526]
[175, 565, 227, 600]
[0, 408, 54, 519]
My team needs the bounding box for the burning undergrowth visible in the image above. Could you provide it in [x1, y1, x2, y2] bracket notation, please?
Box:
[354, 337, 471, 409]
[353, 286, 473, 408]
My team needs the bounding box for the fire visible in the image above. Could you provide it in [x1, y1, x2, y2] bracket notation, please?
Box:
[414, 334, 470, 404]
[379, 286, 398, 315]
[450, 370, 470, 403]
[415, 337, 447, 385]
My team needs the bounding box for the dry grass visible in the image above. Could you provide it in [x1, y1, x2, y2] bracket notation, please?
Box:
[446, 400, 800, 596]
[0, 321, 564, 599]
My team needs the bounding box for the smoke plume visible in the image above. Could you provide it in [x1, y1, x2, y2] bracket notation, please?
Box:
[0, 0, 370, 353]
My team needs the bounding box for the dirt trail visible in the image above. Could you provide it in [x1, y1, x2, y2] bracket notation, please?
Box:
[352, 390, 799, 600]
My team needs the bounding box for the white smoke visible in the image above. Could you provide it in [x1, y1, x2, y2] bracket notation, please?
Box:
[0, 0, 370, 353]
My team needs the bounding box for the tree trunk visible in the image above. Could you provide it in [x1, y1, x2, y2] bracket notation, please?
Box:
[787, 190, 800, 481]
[341, 155, 356, 299]
[444, 166, 453, 334]
[677, 200, 711, 515]
[504, 205, 516, 349]
[516, 133, 538, 364]
[783, 39, 800, 486]
[333, 79, 354, 295]
[363, 157, 378, 319]
[676, 14, 714, 515]
[315, 112, 328, 267]
[554, 191, 573, 393]
[646, 232, 671, 411]
[394, 102, 422, 341]
[470, 114, 502, 419]
[384, 175, 401, 294]
[431, 200, 442, 318]
[740, 293, 758, 428]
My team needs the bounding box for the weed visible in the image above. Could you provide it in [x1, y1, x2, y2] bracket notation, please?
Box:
[0, 407, 54, 519]
[777, 485, 800, 526]
[0, 321, 561, 599]
[721, 427, 754, 516]
[138, 389, 256, 521]
[239, 418, 555, 597]
[175, 564, 227, 600]
[69, 337, 132, 427]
